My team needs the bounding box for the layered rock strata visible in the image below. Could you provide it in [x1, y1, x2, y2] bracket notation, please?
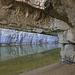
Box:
[0, 28, 58, 45]
[51, 18, 75, 63]
[0, 0, 75, 63]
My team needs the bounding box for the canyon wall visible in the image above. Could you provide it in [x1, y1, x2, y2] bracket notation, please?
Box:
[0, 0, 75, 63]
[0, 28, 58, 45]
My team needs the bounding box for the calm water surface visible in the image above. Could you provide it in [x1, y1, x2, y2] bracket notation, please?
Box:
[0, 44, 60, 61]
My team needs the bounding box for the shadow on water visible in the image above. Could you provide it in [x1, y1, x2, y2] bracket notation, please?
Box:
[0, 44, 60, 61]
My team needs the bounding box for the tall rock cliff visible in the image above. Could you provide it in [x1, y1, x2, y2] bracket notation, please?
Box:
[0, 28, 58, 45]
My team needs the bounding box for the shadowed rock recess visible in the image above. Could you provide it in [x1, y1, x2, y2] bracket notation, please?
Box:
[0, 0, 75, 63]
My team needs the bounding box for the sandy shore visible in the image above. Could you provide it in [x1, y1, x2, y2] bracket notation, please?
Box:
[18, 62, 75, 75]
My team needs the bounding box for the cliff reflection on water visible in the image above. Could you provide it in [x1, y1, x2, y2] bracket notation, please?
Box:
[0, 44, 60, 61]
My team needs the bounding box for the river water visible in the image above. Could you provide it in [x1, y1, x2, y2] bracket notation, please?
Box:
[0, 44, 60, 61]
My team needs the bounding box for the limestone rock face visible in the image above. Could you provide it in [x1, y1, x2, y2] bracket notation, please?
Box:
[67, 27, 75, 43]
[0, 0, 75, 63]
[0, 0, 75, 32]
[0, 0, 75, 29]
[0, 0, 14, 5]
[0, 0, 51, 33]
[50, 0, 75, 27]
[58, 31, 69, 44]
[0, 28, 58, 44]
[61, 44, 75, 63]
[50, 18, 70, 31]
[15, 0, 50, 9]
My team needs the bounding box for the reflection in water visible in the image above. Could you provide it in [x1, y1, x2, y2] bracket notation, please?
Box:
[0, 44, 60, 61]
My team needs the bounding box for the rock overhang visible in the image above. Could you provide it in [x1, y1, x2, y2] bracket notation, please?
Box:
[0, 0, 75, 28]
[15, 0, 50, 10]
[0, 0, 75, 63]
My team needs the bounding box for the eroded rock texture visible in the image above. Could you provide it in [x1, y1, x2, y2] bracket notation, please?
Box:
[0, 0, 51, 33]
[49, 0, 75, 27]
[49, 0, 75, 63]
[0, 28, 58, 44]
[15, 0, 50, 9]
[0, 0, 75, 63]
[0, 0, 75, 30]
[51, 18, 75, 63]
